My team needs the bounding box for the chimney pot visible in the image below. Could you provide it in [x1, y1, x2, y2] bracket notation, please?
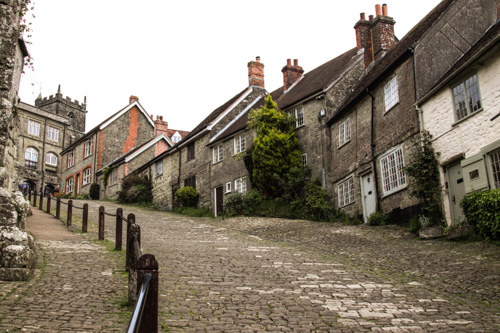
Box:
[382, 4, 388, 16]
[129, 95, 139, 103]
[150, 115, 153, 120]
[160, 116, 163, 121]
[256, 56, 260, 62]
[282, 58, 304, 91]
[293, 59, 298, 66]
[287, 59, 291, 66]
[369, 15, 374, 22]
[375, 4, 382, 16]
[360, 12, 366, 20]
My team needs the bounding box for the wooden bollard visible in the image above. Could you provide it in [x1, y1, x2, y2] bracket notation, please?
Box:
[137, 254, 159, 333]
[56, 196, 61, 219]
[39, 191, 43, 210]
[46, 194, 51, 214]
[126, 213, 136, 271]
[82, 203, 88, 233]
[33, 191, 37, 207]
[99, 206, 105, 240]
[115, 208, 123, 251]
[67, 200, 73, 226]
[28, 190, 31, 203]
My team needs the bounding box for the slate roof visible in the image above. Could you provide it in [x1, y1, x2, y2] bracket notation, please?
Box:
[418, 19, 500, 103]
[327, 0, 457, 124]
[178, 87, 251, 146]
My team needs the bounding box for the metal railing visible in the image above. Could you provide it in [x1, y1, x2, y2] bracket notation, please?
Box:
[28, 192, 159, 332]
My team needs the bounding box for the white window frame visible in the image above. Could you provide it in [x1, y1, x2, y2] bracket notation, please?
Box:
[338, 118, 351, 147]
[28, 120, 40, 136]
[384, 76, 399, 112]
[302, 153, 307, 168]
[489, 149, 500, 189]
[225, 181, 231, 193]
[155, 161, 163, 177]
[234, 135, 246, 154]
[452, 73, 482, 121]
[213, 145, 224, 163]
[337, 176, 355, 207]
[379, 144, 407, 196]
[47, 126, 59, 142]
[289, 107, 304, 128]
[25, 147, 38, 162]
[83, 167, 91, 185]
[66, 177, 73, 194]
[67, 150, 74, 168]
[109, 168, 118, 186]
[84, 138, 93, 158]
[45, 152, 57, 166]
[235, 177, 247, 194]
[172, 134, 181, 143]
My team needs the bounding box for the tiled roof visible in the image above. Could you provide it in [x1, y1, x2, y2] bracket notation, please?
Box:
[275, 48, 360, 110]
[328, 0, 457, 124]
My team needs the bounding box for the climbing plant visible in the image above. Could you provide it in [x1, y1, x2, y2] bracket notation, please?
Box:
[404, 131, 443, 226]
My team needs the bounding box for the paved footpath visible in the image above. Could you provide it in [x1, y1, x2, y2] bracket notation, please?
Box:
[0, 207, 128, 332]
[69, 200, 500, 332]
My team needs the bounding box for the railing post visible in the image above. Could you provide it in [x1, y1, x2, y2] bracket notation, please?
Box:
[99, 206, 105, 240]
[126, 213, 136, 271]
[137, 254, 159, 333]
[39, 191, 43, 210]
[82, 203, 88, 233]
[115, 208, 123, 251]
[56, 196, 61, 219]
[46, 194, 51, 214]
[67, 199, 73, 226]
[128, 223, 141, 303]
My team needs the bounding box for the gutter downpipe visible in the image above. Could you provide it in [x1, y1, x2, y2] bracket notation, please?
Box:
[367, 89, 381, 212]
[409, 47, 426, 140]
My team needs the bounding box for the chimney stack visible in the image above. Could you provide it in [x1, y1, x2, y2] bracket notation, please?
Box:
[354, 4, 397, 68]
[129, 95, 139, 104]
[371, 3, 396, 61]
[154, 115, 168, 136]
[282, 58, 304, 91]
[354, 12, 373, 68]
[248, 56, 265, 88]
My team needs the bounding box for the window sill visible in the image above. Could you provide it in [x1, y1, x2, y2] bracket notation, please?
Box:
[155, 174, 163, 178]
[338, 140, 351, 149]
[212, 160, 223, 165]
[452, 108, 483, 127]
[339, 201, 355, 208]
[381, 184, 407, 198]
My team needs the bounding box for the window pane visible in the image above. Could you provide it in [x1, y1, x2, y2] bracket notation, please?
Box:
[491, 150, 500, 189]
[465, 74, 481, 113]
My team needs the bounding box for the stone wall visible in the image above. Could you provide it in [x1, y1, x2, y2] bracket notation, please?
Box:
[0, 0, 36, 281]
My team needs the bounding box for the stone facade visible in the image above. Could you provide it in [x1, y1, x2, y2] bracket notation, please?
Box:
[60, 97, 155, 197]
[0, 0, 36, 281]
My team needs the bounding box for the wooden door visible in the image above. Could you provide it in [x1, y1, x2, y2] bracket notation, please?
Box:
[447, 162, 466, 223]
[360, 173, 376, 222]
[215, 186, 223, 217]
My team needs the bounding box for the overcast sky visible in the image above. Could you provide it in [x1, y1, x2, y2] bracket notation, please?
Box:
[19, 0, 442, 132]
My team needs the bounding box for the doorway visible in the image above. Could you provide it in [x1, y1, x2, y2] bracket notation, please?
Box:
[447, 162, 466, 223]
[360, 172, 376, 222]
[215, 186, 223, 217]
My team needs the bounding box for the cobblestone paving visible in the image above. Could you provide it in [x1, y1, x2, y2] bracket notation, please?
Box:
[0, 208, 128, 332]
[68, 200, 500, 332]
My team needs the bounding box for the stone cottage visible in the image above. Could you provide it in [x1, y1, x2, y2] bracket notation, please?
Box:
[325, 0, 498, 224]
[417, 18, 500, 224]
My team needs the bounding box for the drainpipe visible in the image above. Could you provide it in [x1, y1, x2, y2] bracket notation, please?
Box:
[367, 89, 381, 211]
[40, 118, 47, 195]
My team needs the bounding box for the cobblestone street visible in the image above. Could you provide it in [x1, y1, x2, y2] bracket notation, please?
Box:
[2, 200, 500, 331]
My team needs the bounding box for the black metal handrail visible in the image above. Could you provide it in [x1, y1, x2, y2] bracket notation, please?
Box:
[127, 274, 152, 333]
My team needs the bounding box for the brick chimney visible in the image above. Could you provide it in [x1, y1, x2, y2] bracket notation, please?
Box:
[129, 95, 139, 104]
[371, 4, 396, 61]
[282, 59, 304, 91]
[248, 56, 265, 88]
[354, 12, 373, 68]
[154, 115, 168, 136]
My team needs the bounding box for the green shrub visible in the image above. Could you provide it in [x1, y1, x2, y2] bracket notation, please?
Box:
[242, 189, 265, 216]
[75, 194, 89, 200]
[89, 183, 99, 200]
[303, 181, 337, 222]
[117, 175, 152, 204]
[408, 215, 421, 234]
[224, 192, 243, 215]
[461, 189, 500, 240]
[341, 213, 363, 225]
[174, 186, 199, 208]
[367, 211, 388, 226]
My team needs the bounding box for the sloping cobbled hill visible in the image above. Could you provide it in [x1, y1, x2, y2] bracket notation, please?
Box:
[67, 200, 500, 331]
